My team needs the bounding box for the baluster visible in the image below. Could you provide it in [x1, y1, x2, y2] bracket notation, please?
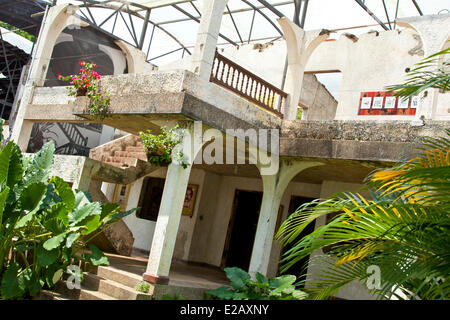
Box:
[230, 67, 236, 88]
[218, 61, 224, 82]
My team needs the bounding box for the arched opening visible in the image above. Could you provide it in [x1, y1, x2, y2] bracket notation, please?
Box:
[27, 25, 129, 155]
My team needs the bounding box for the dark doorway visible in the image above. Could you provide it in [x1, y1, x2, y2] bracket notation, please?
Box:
[278, 196, 316, 287]
[222, 190, 263, 271]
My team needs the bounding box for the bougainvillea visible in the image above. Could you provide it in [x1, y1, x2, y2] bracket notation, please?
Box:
[58, 61, 111, 120]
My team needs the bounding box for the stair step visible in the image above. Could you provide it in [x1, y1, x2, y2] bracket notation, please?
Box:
[125, 146, 145, 153]
[52, 280, 118, 300]
[87, 264, 142, 289]
[82, 272, 151, 300]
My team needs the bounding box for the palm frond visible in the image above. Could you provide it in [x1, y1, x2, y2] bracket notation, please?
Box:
[385, 47, 450, 97]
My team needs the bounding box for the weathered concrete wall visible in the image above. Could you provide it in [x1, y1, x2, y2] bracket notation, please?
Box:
[300, 73, 338, 120]
[305, 14, 450, 121]
[280, 120, 450, 162]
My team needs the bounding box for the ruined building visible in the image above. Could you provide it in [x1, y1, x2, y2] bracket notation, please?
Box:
[1, 0, 449, 300]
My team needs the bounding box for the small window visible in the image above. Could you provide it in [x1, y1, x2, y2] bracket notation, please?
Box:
[136, 177, 165, 221]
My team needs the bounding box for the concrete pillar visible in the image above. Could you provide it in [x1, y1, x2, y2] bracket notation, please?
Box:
[190, 0, 228, 80]
[143, 122, 204, 284]
[278, 17, 329, 120]
[248, 159, 322, 276]
[72, 157, 93, 192]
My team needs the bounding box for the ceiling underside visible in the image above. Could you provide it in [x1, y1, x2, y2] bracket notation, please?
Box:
[192, 159, 382, 185]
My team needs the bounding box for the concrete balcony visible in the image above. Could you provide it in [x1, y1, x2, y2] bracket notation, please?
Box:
[25, 70, 283, 136]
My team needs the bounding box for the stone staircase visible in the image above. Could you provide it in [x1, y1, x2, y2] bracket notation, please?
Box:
[89, 134, 147, 169]
[35, 263, 153, 300]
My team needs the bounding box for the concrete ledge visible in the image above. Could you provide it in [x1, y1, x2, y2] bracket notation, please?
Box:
[280, 138, 417, 163]
[281, 120, 450, 142]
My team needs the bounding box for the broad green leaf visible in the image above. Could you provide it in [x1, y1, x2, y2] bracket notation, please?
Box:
[45, 202, 70, 228]
[50, 176, 75, 211]
[15, 182, 47, 228]
[21, 141, 55, 187]
[43, 232, 68, 250]
[37, 244, 59, 266]
[255, 272, 269, 285]
[81, 214, 101, 236]
[100, 202, 121, 221]
[19, 181, 47, 211]
[0, 142, 13, 185]
[0, 186, 10, 225]
[6, 143, 23, 188]
[69, 202, 101, 226]
[269, 275, 296, 291]
[207, 286, 234, 300]
[224, 267, 251, 290]
[65, 232, 80, 248]
[82, 244, 109, 266]
[45, 266, 64, 288]
[74, 190, 92, 209]
[1, 262, 23, 299]
[27, 273, 44, 296]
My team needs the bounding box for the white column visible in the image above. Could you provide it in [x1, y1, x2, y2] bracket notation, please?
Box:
[143, 162, 192, 284]
[190, 0, 228, 80]
[72, 157, 93, 192]
[278, 17, 329, 120]
[248, 160, 322, 276]
[143, 122, 204, 284]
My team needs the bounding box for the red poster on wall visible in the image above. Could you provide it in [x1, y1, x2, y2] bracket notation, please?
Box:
[358, 92, 417, 115]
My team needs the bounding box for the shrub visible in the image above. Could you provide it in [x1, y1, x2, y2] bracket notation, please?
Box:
[205, 267, 308, 300]
[138, 125, 188, 168]
[0, 130, 133, 299]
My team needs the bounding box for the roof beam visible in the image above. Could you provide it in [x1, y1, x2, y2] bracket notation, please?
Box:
[411, 0, 423, 16]
[354, 0, 389, 31]
[255, 0, 285, 18]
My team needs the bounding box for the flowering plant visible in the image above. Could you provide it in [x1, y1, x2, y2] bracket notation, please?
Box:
[58, 61, 111, 119]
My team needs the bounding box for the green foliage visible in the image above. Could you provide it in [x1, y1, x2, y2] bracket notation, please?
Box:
[134, 281, 150, 293]
[386, 47, 450, 97]
[205, 267, 308, 300]
[58, 61, 111, 120]
[296, 107, 303, 120]
[162, 293, 186, 300]
[0, 140, 134, 299]
[276, 131, 450, 300]
[138, 125, 188, 168]
[0, 21, 36, 43]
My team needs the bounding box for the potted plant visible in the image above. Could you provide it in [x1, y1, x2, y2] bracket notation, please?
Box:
[58, 61, 111, 120]
[138, 125, 188, 168]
